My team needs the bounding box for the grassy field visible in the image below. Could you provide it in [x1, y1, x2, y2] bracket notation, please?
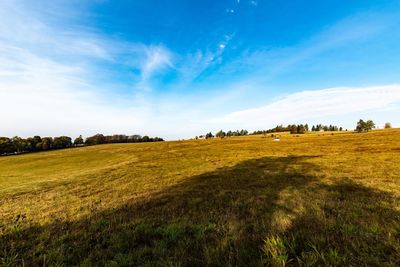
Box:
[0, 129, 399, 266]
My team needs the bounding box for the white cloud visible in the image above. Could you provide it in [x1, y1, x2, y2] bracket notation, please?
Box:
[250, 1, 258, 7]
[211, 85, 400, 129]
[0, 1, 114, 62]
[0, 44, 150, 137]
[207, 34, 234, 64]
[138, 46, 173, 91]
[0, 0, 170, 138]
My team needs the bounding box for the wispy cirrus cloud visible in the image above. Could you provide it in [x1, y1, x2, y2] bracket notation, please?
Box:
[0, 0, 174, 92]
[210, 11, 395, 84]
[0, 1, 114, 62]
[138, 46, 173, 91]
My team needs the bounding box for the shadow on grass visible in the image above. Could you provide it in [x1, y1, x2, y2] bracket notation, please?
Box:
[1, 156, 399, 266]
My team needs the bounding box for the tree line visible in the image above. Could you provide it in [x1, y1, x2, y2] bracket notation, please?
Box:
[84, 134, 164, 145]
[252, 124, 310, 134]
[198, 129, 249, 139]
[199, 119, 393, 139]
[251, 123, 343, 135]
[311, 124, 343, 132]
[199, 123, 346, 139]
[0, 134, 164, 155]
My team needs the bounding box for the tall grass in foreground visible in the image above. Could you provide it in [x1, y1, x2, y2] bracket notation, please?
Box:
[0, 129, 399, 266]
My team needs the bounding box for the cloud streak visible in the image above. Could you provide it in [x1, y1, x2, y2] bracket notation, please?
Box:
[138, 46, 173, 91]
[210, 11, 393, 84]
[212, 85, 400, 129]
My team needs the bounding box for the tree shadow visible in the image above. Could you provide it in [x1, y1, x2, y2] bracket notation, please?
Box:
[261, 180, 400, 266]
[1, 156, 399, 266]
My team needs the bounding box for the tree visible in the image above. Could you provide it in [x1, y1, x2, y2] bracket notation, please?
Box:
[85, 134, 105, 145]
[0, 137, 13, 154]
[129, 135, 142, 142]
[141, 136, 150, 142]
[40, 137, 54, 150]
[215, 130, 226, 138]
[26, 136, 42, 151]
[297, 124, 306, 134]
[356, 119, 375, 132]
[356, 119, 365, 132]
[366, 120, 375, 131]
[384, 122, 392, 129]
[12, 137, 23, 153]
[74, 135, 84, 146]
[53, 136, 72, 149]
[205, 132, 214, 139]
[289, 125, 297, 134]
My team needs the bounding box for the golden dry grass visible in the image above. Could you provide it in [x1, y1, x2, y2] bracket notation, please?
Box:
[0, 129, 399, 266]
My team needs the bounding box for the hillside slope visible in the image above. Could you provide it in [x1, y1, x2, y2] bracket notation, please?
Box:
[1, 130, 400, 266]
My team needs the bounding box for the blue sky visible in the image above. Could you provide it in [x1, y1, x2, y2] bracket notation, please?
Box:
[1, 0, 400, 139]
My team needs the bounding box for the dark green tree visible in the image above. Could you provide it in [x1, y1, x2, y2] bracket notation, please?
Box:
[215, 130, 226, 138]
[53, 136, 72, 149]
[40, 137, 54, 150]
[356, 119, 375, 132]
[74, 135, 84, 146]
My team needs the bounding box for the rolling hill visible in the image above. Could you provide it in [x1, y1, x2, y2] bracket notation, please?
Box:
[1, 130, 399, 266]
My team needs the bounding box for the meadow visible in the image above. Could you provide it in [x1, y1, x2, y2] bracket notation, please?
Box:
[0, 129, 399, 266]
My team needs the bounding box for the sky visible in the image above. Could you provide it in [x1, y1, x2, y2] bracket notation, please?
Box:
[1, 0, 400, 140]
